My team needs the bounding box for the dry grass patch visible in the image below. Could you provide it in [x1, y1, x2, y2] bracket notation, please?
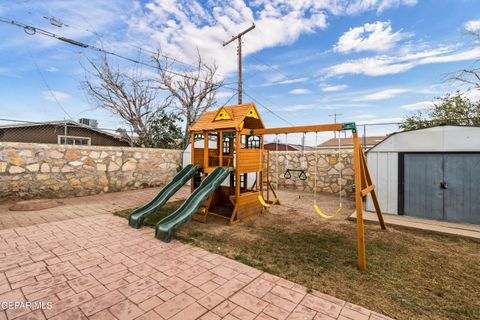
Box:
[115, 192, 480, 320]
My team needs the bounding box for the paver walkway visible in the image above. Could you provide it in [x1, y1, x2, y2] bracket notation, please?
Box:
[0, 214, 392, 319]
[350, 211, 480, 240]
[0, 188, 189, 230]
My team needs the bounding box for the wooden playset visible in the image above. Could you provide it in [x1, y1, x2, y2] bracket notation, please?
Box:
[188, 102, 385, 270]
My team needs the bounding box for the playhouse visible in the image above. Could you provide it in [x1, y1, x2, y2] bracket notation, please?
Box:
[188, 103, 267, 224]
[129, 102, 385, 270]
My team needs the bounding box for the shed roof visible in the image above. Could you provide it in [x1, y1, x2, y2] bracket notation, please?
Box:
[368, 125, 480, 153]
[189, 103, 264, 132]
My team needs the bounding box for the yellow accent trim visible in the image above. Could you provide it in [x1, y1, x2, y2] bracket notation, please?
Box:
[258, 195, 270, 208]
[214, 108, 232, 121]
[245, 106, 259, 119]
[238, 121, 245, 131]
[313, 205, 342, 219]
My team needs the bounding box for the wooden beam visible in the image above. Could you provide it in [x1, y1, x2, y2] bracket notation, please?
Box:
[219, 131, 223, 167]
[235, 131, 241, 205]
[260, 135, 264, 194]
[361, 185, 375, 197]
[190, 132, 195, 193]
[353, 132, 367, 271]
[241, 123, 343, 135]
[360, 149, 386, 230]
[203, 131, 209, 171]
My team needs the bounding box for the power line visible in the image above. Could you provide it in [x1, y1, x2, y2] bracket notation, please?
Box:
[37, 13, 235, 81]
[0, 17, 234, 87]
[242, 90, 295, 126]
[27, 51, 73, 119]
[0, 16, 297, 127]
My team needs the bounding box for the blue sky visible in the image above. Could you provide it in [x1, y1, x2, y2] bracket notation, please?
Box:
[1, 0, 479, 144]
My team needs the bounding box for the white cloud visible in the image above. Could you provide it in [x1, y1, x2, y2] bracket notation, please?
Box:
[289, 88, 311, 95]
[126, 1, 329, 76]
[357, 117, 404, 124]
[280, 104, 315, 112]
[42, 90, 70, 102]
[122, 0, 419, 76]
[400, 101, 434, 110]
[465, 20, 480, 33]
[277, 77, 309, 85]
[346, 0, 417, 14]
[216, 91, 236, 99]
[45, 67, 59, 72]
[321, 84, 349, 92]
[355, 88, 407, 101]
[326, 47, 480, 77]
[247, 64, 275, 72]
[465, 90, 480, 101]
[335, 21, 408, 53]
[354, 114, 376, 118]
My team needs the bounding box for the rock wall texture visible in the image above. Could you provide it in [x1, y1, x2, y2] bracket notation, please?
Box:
[268, 151, 355, 197]
[0, 142, 182, 200]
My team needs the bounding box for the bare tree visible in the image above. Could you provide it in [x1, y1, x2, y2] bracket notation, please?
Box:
[153, 50, 224, 147]
[82, 54, 172, 147]
[450, 31, 480, 91]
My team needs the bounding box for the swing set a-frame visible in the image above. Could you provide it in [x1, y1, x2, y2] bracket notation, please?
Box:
[189, 103, 385, 271]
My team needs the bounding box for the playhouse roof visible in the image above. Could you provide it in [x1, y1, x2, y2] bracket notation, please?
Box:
[189, 103, 265, 132]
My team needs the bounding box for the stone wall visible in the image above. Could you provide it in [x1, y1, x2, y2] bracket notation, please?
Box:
[0, 142, 182, 200]
[268, 150, 355, 197]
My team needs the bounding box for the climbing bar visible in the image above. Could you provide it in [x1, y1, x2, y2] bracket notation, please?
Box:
[242, 123, 343, 135]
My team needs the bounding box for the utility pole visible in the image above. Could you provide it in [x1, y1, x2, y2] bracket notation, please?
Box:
[329, 113, 342, 138]
[223, 23, 255, 104]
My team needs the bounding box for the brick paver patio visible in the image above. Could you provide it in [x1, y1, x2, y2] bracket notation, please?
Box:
[0, 188, 189, 230]
[0, 189, 393, 319]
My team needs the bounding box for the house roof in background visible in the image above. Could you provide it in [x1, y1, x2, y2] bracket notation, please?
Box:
[0, 120, 125, 141]
[317, 136, 386, 148]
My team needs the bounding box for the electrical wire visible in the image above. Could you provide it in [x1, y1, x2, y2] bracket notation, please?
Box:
[0, 17, 235, 87]
[27, 51, 73, 119]
[0, 16, 299, 128]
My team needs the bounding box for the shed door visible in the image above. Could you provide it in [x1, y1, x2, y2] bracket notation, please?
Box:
[443, 154, 480, 224]
[403, 154, 444, 220]
[403, 153, 480, 224]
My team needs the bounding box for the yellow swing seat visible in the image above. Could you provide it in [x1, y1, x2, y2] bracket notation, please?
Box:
[258, 194, 271, 208]
[313, 204, 342, 219]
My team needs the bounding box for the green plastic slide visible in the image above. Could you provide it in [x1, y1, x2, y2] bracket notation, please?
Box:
[155, 167, 233, 242]
[128, 164, 200, 228]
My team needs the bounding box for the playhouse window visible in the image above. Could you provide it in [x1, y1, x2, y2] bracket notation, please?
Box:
[246, 136, 261, 149]
[223, 138, 231, 155]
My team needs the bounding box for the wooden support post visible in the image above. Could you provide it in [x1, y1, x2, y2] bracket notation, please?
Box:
[353, 132, 367, 271]
[203, 131, 209, 171]
[235, 131, 241, 202]
[266, 150, 270, 202]
[360, 150, 386, 229]
[219, 131, 223, 167]
[260, 135, 264, 195]
[191, 132, 195, 192]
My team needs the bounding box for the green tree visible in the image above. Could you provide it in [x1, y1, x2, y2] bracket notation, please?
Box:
[400, 93, 480, 130]
[134, 109, 183, 149]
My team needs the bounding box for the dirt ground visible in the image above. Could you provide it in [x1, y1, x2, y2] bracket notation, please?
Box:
[116, 188, 480, 320]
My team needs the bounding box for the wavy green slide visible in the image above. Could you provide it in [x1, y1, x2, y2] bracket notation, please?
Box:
[128, 164, 200, 228]
[155, 166, 233, 242]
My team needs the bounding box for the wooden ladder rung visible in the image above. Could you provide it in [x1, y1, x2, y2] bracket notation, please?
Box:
[361, 184, 375, 197]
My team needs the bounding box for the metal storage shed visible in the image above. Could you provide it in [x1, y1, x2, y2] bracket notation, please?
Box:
[366, 125, 480, 224]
